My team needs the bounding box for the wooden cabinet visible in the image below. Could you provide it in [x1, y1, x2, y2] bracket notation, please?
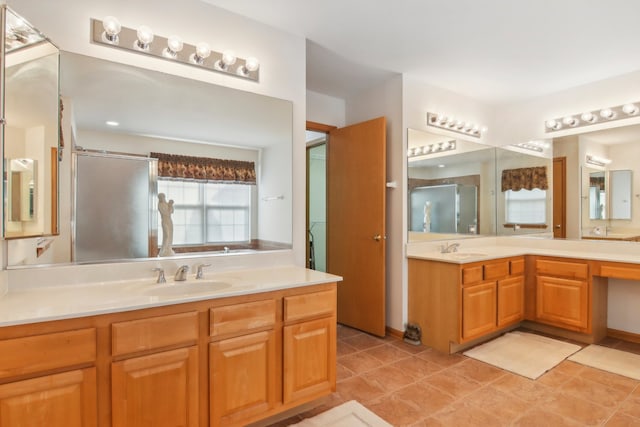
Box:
[0, 328, 97, 427]
[0, 282, 337, 427]
[112, 347, 199, 427]
[0, 368, 97, 427]
[283, 289, 337, 404]
[461, 258, 524, 341]
[209, 300, 277, 427]
[111, 312, 200, 427]
[534, 258, 590, 331]
[409, 256, 524, 353]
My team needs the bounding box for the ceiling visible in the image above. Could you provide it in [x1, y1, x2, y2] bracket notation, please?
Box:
[201, 0, 640, 105]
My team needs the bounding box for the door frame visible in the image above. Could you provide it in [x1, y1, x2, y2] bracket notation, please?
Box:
[553, 156, 567, 238]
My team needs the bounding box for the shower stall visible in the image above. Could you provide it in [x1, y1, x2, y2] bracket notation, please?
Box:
[410, 184, 478, 234]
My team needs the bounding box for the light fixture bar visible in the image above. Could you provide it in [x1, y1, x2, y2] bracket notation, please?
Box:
[90, 18, 260, 82]
[585, 154, 612, 167]
[545, 102, 640, 133]
[512, 141, 550, 152]
[407, 140, 456, 158]
[427, 113, 487, 138]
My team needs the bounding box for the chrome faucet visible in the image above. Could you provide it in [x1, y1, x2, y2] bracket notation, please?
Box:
[440, 242, 460, 253]
[152, 267, 166, 284]
[174, 265, 190, 281]
[195, 263, 211, 279]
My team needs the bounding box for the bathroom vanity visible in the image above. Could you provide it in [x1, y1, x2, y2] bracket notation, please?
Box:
[0, 266, 339, 427]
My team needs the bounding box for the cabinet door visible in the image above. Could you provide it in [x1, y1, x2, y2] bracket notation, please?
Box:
[210, 330, 276, 427]
[497, 275, 525, 327]
[536, 276, 588, 330]
[283, 317, 336, 404]
[112, 346, 198, 427]
[462, 281, 497, 340]
[0, 367, 97, 427]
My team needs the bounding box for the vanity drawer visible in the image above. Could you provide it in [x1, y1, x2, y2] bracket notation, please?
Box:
[284, 288, 336, 323]
[210, 299, 276, 337]
[483, 261, 510, 281]
[112, 311, 198, 357]
[462, 266, 483, 285]
[599, 262, 640, 280]
[0, 328, 96, 379]
[536, 259, 588, 280]
[510, 258, 525, 275]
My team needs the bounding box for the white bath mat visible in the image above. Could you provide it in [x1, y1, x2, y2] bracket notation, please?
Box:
[463, 331, 581, 379]
[568, 344, 640, 380]
[290, 400, 392, 427]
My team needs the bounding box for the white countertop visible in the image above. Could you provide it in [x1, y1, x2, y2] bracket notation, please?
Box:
[406, 236, 640, 265]
[0, 265, 341, 327]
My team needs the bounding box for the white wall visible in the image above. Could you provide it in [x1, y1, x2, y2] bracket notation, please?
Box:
[306, 90, 346, 128]
[5, 0, 306, 273]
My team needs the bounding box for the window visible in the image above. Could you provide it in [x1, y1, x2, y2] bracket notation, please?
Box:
[505, 188, 546, 224]
[157, 179, 252, 246]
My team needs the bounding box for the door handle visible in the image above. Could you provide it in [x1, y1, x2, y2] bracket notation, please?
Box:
[554, 224, 561, 229]
[373, 234, 382, 241]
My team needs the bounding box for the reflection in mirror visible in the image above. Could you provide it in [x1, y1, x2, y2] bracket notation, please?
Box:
[570, 124, 640, 241]
[6, 51, 293, 267]
[2, 6, 59, 239]
[495, 146, 552, 237]
[407, 128, 496, 242]
[589, 171, 606, 220]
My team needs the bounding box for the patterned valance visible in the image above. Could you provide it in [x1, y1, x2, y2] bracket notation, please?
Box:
[501, 166, 548, 192]
[151, 152, 256, 184]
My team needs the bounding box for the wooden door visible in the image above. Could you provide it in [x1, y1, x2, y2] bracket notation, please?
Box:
[553, 157, 567, 238]
[536, 276, 588, 330]
[462, 281, 497, 340]
[0, 368, 97, 427]
[210, 331, 277, 427]
[112, 347, 198, 427]
[283, 317, 336, 404]
[327, 117, 386, 336]
[497, 275, 525, 327]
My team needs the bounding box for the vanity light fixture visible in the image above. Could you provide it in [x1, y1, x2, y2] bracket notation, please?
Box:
[91, 17, 260, 82]
[427, 113, 487, 138]
[513, 140, 550, 152]
[585, 154, 612, 167]
[544, 101, 640, 133]
[407, 140, 457, 158]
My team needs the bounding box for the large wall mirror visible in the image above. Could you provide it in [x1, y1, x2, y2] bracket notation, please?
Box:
[2, 5, 60, 240]
[6, 51, 293, 267]
[569, 124, 640, 242]
[408, 128, 553, 242]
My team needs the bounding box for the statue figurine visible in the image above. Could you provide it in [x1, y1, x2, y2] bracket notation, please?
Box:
[158, 193, 175, 256]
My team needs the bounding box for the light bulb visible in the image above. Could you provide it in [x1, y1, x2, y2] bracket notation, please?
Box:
[192, 42, 211, 64]
[135, 25, 154, 50]
[545, 119, 560, 130]
[581, 112, 596, 123]
[622, 103, 639, 115]
[600, 108, 615, 119]
[238, 57, 260, 75]
[102, 16, 121, 43]
[562, 116, 577, 126]
[167, 36, 184, 54]
[455, 120, 464, 130]
[221, 50, 237, 68]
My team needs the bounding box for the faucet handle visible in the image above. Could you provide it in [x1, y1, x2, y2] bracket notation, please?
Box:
[195, 264, 211, 279]
[152, 267, 166, 284]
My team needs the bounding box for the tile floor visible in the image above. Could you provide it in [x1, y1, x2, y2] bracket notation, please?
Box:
[269, 325, 640, 426]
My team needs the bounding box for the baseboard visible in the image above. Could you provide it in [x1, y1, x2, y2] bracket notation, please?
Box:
[385, 326, 404, 339]
[608, 328, 640, 344]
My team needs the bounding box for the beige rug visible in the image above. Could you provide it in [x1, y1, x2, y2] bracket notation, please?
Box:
[568, 344, 640, 380]
[463, 331, 581, 379]
[290, 401, 392, 427]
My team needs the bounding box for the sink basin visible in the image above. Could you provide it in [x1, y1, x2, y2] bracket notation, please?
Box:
[144, 281, 232, 297]
[446, 252, 488, 260]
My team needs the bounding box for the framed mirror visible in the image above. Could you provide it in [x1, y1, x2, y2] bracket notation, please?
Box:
[2, 5, 59, 239]
[588, 170, 606, 220]
[6, 51, 293, 267]
[610, 169, 632, 220]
